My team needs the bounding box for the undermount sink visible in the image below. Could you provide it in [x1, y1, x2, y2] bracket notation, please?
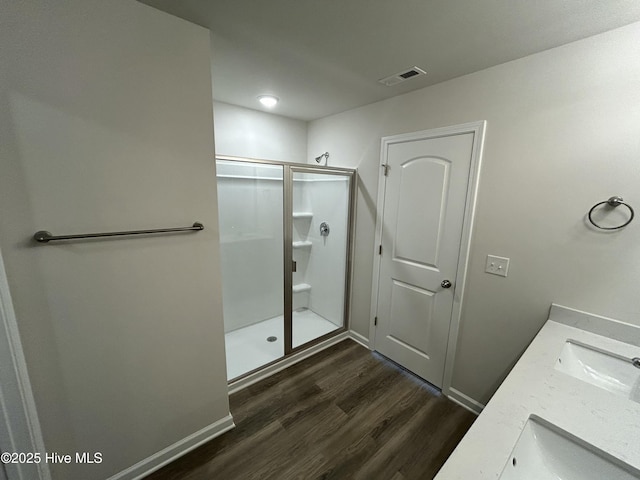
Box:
[555, 340, 640, 402]
[499, 415, 640, 479]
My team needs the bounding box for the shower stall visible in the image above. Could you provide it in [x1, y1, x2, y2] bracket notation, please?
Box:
[216, 157, 356, 381]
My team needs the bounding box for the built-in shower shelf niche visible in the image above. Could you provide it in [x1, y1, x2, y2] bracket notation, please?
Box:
[292, 212, 313, 219]
[292, 283, 311, 293]
[292, 241, 312, 249]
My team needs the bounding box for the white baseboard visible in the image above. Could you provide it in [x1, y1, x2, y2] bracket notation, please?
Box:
[228, 331, 349, 395]
[348, 330, 371, 349]
[107, 414, 235, 480]
[447, 388, 484, 415]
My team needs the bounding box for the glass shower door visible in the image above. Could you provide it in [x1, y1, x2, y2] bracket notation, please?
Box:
[290, 168, 352, 349]
[216, 160, 284, 380]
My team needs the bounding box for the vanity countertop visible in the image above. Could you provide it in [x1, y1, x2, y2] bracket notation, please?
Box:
[435, 304, 640, 479]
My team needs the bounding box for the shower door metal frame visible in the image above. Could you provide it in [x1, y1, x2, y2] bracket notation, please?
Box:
[216, 155, 357, 378]
[287, 165, 356, 355]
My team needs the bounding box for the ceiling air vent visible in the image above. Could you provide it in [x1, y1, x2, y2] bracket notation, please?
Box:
[378, 66, 426, 86]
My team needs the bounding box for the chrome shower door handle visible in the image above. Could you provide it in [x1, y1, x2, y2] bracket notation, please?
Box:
[441, 280, 452, 289]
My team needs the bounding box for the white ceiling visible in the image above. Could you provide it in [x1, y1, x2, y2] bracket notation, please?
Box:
[140, 0, 640, 121]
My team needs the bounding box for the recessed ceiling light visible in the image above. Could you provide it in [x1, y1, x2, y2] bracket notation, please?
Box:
[258, 95, 279, 108]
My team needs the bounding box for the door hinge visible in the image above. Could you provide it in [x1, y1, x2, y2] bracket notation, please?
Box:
[374, 316, 378, 326]
[382, 164, 389, 176]
[378, 244, 383, 255]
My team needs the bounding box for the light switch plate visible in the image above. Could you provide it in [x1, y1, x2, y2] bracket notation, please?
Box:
[486, 255, 510, 277]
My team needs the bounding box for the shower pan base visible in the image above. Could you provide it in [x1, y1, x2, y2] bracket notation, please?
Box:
[225, 310, 340, 380]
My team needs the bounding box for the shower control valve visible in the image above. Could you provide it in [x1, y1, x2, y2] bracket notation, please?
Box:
[320, 222, 330, 237]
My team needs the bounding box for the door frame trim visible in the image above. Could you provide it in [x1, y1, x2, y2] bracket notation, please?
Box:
[0, 247, 51, 480]
[369, 120, 486, 396]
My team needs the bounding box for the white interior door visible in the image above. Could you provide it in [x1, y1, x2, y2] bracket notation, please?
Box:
[373, 128, 477, 388]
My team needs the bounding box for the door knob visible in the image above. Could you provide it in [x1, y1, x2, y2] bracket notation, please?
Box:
[441, 280, 452, 289]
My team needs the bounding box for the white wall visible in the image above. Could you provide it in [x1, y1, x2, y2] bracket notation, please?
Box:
[213, 101, 308, 162]
[308, 22, 640, 405]
[0, 1, 229, 479]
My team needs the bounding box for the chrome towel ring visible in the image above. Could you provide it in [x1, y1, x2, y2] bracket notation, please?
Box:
[588, 196, 634, 230]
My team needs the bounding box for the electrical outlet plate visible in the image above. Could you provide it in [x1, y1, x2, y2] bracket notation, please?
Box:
[486, 255, 510, 277]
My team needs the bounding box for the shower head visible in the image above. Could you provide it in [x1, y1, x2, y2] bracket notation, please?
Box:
[315, 152, 329, 164]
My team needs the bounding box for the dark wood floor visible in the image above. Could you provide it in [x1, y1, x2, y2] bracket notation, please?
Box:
[147, 340, 476, 480]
